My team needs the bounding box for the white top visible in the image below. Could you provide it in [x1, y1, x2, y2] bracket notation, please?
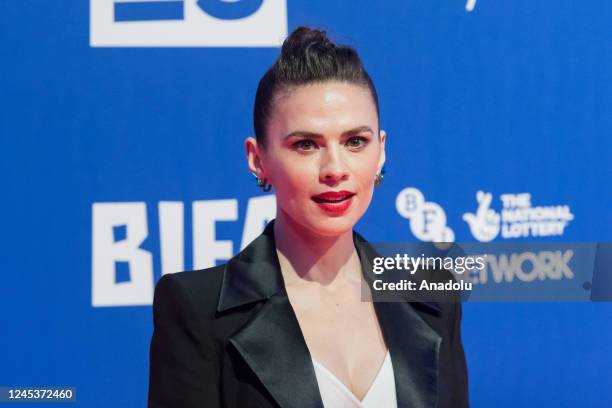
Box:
[311, 350, 398, 408]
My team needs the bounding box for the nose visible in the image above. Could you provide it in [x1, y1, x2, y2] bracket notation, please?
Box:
[319, 146, 349, 184]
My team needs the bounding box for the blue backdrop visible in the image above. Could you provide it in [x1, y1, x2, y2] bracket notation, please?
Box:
[1, 0, 611, 406]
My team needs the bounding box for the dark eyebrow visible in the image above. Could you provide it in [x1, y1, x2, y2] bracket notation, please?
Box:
[283, 126, 374, 140]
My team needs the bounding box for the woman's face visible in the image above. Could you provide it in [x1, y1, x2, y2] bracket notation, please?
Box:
[247, 81, 386, 237]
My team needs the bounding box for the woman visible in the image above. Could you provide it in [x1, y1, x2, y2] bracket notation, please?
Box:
[148, 26, 468, 408]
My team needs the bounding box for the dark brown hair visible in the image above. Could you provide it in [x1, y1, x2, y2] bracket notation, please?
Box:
[253, 26, 380, 148]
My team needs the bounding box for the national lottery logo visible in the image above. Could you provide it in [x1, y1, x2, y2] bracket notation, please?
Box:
[90, 0, 288, 47]
[395, 187, 455, 243]
[462, 191, 500, 242]
[463, 191, 574, 242]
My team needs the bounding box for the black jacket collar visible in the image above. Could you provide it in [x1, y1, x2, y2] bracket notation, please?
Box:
[217, 218, 441, 314]
[217, 218, 443, 408]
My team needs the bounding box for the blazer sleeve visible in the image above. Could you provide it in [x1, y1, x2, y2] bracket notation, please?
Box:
[449, 300, 470, 407]
[148, 273, 221, 408]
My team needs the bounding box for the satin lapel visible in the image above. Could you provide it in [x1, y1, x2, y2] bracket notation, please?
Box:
[228, 291, 324, 408]
[220, 220, 441, 408]
[354, 232, 442, 408]
[373, 300, 442, 408]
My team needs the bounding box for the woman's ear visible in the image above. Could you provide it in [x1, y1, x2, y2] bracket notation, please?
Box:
[377, 130, 387, 174]
[245, 136, 268, 180]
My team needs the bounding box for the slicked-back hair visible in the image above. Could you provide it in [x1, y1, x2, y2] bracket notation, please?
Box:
[253, 26, 380, 149]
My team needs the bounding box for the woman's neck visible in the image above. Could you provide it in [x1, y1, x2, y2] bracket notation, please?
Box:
[273, 213, 362, 288]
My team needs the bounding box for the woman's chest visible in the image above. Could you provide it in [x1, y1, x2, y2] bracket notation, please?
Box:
[286, 285, 388, 401]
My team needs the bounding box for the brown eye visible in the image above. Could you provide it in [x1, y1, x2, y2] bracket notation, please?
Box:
[346, 136, 368, 150]
[294, 139, 317, 151]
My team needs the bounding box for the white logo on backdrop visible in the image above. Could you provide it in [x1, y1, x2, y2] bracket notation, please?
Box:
[395, 187, 455, 243]
[463, 191, 575, 242]
[470, 250, 575, 285]
[462, 191, 500, 242]
[90, 0, 287, 47]
[91, 195, 276, 307]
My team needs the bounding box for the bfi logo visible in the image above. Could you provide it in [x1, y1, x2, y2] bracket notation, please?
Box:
[91, 195, 276, 307]
[90, 0, 288, 47]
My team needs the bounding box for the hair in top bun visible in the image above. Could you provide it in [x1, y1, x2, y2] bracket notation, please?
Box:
[254, 26, 380, 148]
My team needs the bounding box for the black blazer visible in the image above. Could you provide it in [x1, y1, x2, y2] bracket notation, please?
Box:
[148, 219, 469, 408]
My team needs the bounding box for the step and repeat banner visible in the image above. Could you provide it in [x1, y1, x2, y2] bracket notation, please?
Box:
[1, 1, 611, 406]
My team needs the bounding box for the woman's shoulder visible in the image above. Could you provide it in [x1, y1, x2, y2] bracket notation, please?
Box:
[152, 221, 280, 321]
[153, 264, 226, 321]
[160, 264, 226, 290]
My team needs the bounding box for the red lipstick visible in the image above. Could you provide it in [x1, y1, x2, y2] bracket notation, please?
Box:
[311, 191, 355, 214]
